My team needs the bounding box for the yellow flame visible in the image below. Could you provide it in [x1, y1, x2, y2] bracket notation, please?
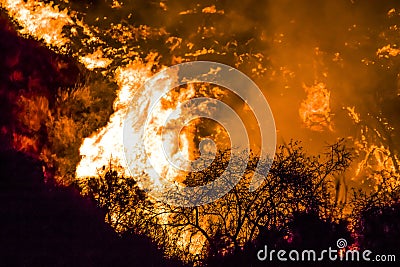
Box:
[202, 5, 224, 14]
[345, 106, 361, 124]
[79, 48, 113, 70]
[75, 58, 154, 178]
[377, 44, 400, 58]
[0, 0, 73, 50]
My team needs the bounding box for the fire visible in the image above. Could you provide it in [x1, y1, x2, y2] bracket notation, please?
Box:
[299, 82, 333, 131]
[12, 132, 40, 156]
[75, 58, 155, 178]
[354, 142, 399, 190]
[346, 106, 400, 189]
[3, 0, 400, 263]
[345, 106, 361, 124]
[79, 48, 113, 70]
[12, 94, 49, 154]
[1, 0, 205, 258]
[74, 53, 208, 258]
[202, 5, 224, 14]
[0, 0, 73, 50]
[377, 44, 400, 58]
[0, 0, 110, 66]
[356, 145, 398, 172]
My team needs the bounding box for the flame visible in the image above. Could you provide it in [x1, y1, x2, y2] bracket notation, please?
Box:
[346, 106, 400, 189]
[299, 82, 333, 131]
[12, 94, 48, 153]
[12, 132, 40, 155]
[79, 48, 113, 70]
[359, 145, 397, 172]
[74, 53, 207, 256]
[388, 8, 397, 17]
[345, 106, 361, 124]
[355, 143, 399, 187]
[75, 55, 200, 187]
[111, 0, 122, 9]
[202, 5, 224, 14]
[0, 0, 113, 68]
[377, 44, 400, 58]
[75, 58, 154, 178]
[0, 0, 73, 50]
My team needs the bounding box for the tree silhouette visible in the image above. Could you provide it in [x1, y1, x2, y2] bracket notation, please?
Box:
[206, 212, 352, 267]
[82, 139, 353, 264]
[356, 203, 400, 255]
[349, 168, 400, 262]
[80, 162, 153, 233]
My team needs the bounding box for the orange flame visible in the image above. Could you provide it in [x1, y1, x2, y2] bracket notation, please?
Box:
[0, 0, 73, 50]
[299, 82, 333, 131]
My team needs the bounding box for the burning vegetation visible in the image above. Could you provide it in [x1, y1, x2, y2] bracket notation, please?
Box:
[1, 0, 400, 266]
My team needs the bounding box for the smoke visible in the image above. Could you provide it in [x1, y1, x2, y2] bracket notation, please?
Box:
[260, 0, 399, 147]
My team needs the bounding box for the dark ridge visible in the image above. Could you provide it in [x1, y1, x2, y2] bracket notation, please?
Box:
[0, 150, 183, 267]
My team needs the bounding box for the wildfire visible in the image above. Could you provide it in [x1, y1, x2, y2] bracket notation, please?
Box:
[3, 0, 400, 263]
[299, 82, 333, 131]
